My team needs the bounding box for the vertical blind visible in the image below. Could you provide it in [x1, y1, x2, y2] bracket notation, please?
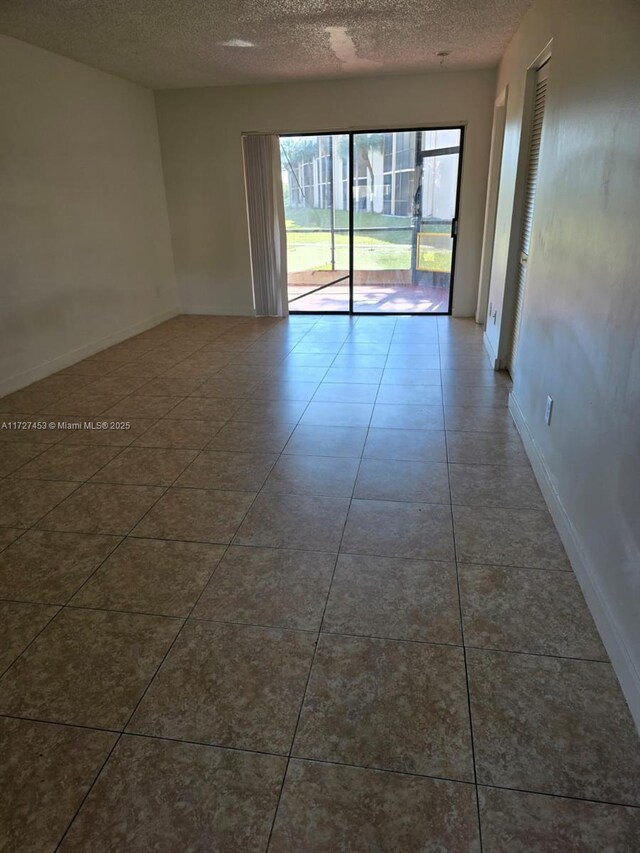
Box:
[242, 134, 288, 317]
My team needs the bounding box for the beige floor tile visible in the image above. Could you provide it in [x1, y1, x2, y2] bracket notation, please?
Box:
[0, 608, 181, 729]
[235, 492, 350, 551]
[57, 360, 113, 378]
[64, 417, 156, 447]
[332, 353, 385, 369]
[342, 499, 455, 561]
[384, 353, 440, 373]
[192, 377, 259, 398]
[215, 365, 278, 383]
[103, 395, 183, 419]
[381, 367, 441, 384]
[25, 374, 92, 398]
[91, 446, 197, 486]
[468, 649, 640, 803]
[39, 391, 125, 417]
[206, 420, 294, 454]
[478, 786, 640, 853]
[132, 487, 254, 543]
[443, 385, 510, 407]
[263, 454, 360, 498]
[300, 401, 373, 428]
[375, 384, 443, 406]
[270, 760, 480, 852]
[255, 380, 320, 401]
[231, 398, 308, 425]
[0, 387, 68, 414]
[449, 462, 546, 509]
[312, 383, 378, 403]
[133, 418, 219, 449]
[446, 430, 528, 465]
[12, 444, 120, 481]
[323, 554, 461, 644]
[107, 361, 164, 379]
[284, 424, 368, 458]
[388, 343, 439, 357]
[37, 482, 164, 535]
[60, 736, 285, 853]
[444, 405, 517, 433]
[128, 620, 315, 753]
[193, 546, 335, 630]
[354, 458, 450, 503]
[81, 375, 148, 397]
[72, 538, 225, 616]
[0, 717, 116, 853]
[176, 450, 278, 491]
[441, 368, 511, 387]
[0, 600, 59, 672]
[318, 367, 384, 385]
[0, 479, 78, 528]
[294, 634, 473, 779]
[459, 564, 607, 658]
[136, 376, 204, 397]
[453, 506, 570, 569]
[168, 396, 241, 421]
[0, 530, 120, 604]
[363, 427, 447, 462]
[371, 403, 444, 430]
[0, 441, 46, 476]
[0, 527, 22, 551]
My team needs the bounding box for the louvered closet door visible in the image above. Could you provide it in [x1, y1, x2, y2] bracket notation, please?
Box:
[509, 60, 550, 374]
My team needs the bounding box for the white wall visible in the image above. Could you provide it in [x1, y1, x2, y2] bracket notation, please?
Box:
[0, 35, 178, 394]
[155, 71, 496, 316]
[484, 0, 640, 724]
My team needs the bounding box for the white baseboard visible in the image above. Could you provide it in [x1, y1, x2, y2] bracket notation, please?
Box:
[509, 392, 640, 732]
[1, 306, 181, 397]
[483, 329, 502, 370]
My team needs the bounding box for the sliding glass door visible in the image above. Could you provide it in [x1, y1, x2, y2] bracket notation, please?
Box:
[280, 127, 463, 314]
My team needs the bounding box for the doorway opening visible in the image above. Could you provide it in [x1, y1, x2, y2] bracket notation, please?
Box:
[508, 60, 550, 375]
[280, 127, 464, 315]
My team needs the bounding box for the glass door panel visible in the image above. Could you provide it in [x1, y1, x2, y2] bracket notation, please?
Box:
[415, 129, 461, 309]
[280, 134, 350, 312]
[352, 128, 462, 314]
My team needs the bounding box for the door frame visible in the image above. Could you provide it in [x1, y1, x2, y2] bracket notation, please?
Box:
[491, 40, 553, 369]
[281, 125, 465, 316]
[476, 86, 508, 326]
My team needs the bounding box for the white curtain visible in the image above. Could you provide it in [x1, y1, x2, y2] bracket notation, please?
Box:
[242, 134, 288, 317]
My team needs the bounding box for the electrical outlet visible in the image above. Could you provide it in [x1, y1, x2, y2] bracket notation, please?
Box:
[545, 395, 553, 425]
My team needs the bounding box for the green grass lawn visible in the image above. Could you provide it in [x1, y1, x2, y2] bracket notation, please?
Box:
[285, 207, 452, 273]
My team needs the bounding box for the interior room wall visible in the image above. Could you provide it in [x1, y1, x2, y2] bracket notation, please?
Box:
[484, 0, 640, 724]
[155, 70, 496, 316]
[0, 35, 178, 395]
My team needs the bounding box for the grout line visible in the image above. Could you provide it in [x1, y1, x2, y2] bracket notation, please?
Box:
[439, 318, 484, 853]
[3, 708, 640, 811]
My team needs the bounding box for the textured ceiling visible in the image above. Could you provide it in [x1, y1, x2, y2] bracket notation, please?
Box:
[0, 0, 532, 89]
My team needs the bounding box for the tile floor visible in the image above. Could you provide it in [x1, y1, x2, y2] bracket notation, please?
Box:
[1, 313, 639, 851]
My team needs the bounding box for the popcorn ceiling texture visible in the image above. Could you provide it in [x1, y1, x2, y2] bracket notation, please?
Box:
[0, 0, 532, 88]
